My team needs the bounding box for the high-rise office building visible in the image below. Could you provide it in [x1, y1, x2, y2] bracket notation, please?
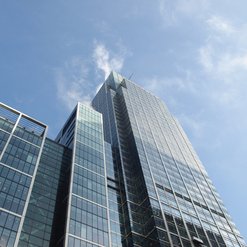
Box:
[0, 72, 246, 247]
[92, 72, 246, 247]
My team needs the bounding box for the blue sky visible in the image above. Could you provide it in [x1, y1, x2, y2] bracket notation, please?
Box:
[0, 0, 246, 241]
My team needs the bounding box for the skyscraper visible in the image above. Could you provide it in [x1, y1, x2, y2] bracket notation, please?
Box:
[92, 72, 246, 247]
[0, 72, 246, 247]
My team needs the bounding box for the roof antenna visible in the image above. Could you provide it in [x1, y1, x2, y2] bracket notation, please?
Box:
[128, 73, 134, 80]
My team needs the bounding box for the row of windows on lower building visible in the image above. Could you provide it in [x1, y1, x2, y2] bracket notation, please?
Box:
[1, 135, 40, 176]
[0, 211, 20, 247]
[0, 164, 31, 215]
[68, 235, 102, 247]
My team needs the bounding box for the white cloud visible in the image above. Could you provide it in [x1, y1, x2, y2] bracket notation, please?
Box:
[145, 76, 186, 93]
[55, 42, 127, 109]
[93, 42, 124, 79]
[178, 113, 206, 139]
[197, 15, 247, 108]
[199, 44, 213, 72]
[158, 0, 210, 25]
[143, 69, 197, 98]
[206, 16, 234, 34]
[175, 0, 209, 16]
[55, 57, 92, 110]
[157, 1, 247, 109]
[200, 15, 247, 77]
[211, 88, 238, 106]
[217, 53, 247, 75]
[199, 43, 247, 82]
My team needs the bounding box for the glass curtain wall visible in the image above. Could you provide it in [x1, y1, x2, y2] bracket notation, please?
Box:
[92, 72, 247, 247]
[56, 103, 111, 247]
[0, 103, 47, 247]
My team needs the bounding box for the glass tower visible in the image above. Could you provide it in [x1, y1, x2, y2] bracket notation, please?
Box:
[55, 103, 111, 247]
[0, 71, 246, 247]
[92, 72, 247, 247]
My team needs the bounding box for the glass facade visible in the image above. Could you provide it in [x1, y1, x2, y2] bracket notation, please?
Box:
[92, 72, 247, 247]
[56, 103, 110, 247]
[0, 71, 246, 247]
[17, 139, 72, 247]
[105, 142, 124, 247]
[0, 103, 47, 247]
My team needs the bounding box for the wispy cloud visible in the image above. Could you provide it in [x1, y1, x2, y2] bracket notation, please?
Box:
[211, 87, 239, 107]
[143, 68, 197, 98]
[200, 15, 247, 78]
[93, 42, 124, 79]
[198, 15, 247, 107]
[158, 0, 210, 25]
[199, 44, 213, 72]
[55, 57, 92, 110]
[178, 113, 206, 139]
[206, 16, 234, 34]
[55, 42, 127, 109]
[143, 12, 247, 147]
[145, 76, 186, 93]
